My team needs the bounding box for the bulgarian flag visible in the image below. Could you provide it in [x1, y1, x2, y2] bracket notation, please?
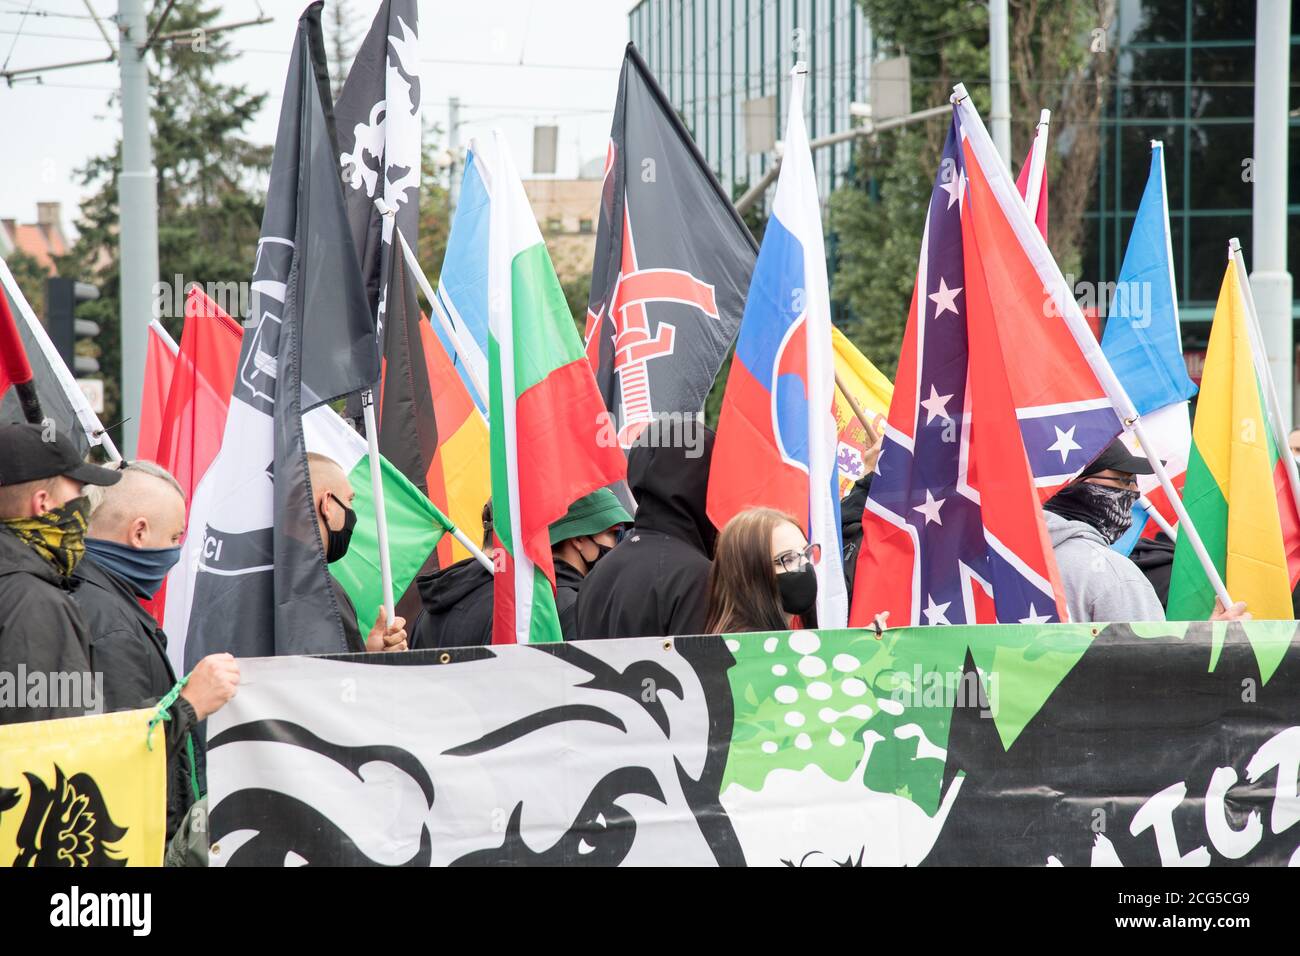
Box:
[1166, 248, 1300, 621]
[480, 131, 627, 644]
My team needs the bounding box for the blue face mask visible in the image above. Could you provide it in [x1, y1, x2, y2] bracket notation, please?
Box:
[84, 537, 182, 599]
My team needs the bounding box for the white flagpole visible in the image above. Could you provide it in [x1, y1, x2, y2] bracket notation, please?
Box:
[374, 197, 491, 417]
[1136, 494, 1175, 540]
[1023, 108, 1050, 218]
[1231, 238, 1300, 525]
[360, 389, 396, 622]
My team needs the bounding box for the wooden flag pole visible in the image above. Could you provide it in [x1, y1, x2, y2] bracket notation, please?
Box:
[833, 369, 880, 446]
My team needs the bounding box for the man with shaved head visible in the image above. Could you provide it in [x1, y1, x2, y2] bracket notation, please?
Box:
[307, 453, 407, 653]
[73, 459, 240, 839]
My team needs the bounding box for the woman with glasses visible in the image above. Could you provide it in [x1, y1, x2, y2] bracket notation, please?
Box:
[704, 508, 821, 634]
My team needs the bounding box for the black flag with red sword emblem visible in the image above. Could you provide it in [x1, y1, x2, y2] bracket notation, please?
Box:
[585, 43, 757, 447]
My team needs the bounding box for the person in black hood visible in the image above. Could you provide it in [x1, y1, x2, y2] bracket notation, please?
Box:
[576, 422, 717, 640]
[411, 501, 496, 650]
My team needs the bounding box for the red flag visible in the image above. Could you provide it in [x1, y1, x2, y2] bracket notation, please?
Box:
[147, 288, 243, 622]
[1014, 110, 1050, 241]
[138, 321, 179, 463]
[0, 283, 39, 423]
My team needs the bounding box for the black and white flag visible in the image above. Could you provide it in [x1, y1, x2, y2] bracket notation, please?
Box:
[335, 0, 421, 343]
[178, 2, 380, 668]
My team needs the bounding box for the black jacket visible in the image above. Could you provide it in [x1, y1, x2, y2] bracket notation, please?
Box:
[410, 556, 494, 649]
[72, 555, 198, 839]
[554, 558, 585, 641]
[1129, 534, 1175, 609]
[0, 527, 95, 725]
[330, 575, 367, 653]
[576, 430, 716, 640]
[839, 474, 873, 606]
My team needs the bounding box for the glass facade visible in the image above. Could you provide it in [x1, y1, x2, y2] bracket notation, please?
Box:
[1085, 1, 1300, 335]
[627, 0, 873, 203]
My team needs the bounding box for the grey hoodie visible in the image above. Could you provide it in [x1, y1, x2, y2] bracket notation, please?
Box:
[1043, 510, 1165, 624]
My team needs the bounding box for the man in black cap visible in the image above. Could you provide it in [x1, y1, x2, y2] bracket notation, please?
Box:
[1043, 436, 1248, 623]
[0, 421, 122, 724]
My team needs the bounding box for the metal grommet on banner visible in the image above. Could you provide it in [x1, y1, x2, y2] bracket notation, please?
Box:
[662, 640, 672, 651]
[439, 652, 451, 664]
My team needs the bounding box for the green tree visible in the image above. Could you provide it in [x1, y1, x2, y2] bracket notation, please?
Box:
[829, 0, 1115, 378]
[4, 249, 51, 321]
[58, 1, 271, 443]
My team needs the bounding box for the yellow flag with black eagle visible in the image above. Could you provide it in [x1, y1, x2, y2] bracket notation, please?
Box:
[0, 708, 166, 866]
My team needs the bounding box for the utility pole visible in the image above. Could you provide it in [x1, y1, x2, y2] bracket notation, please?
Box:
[116, 0, 159, 457]
[0, 3, 271, 458]
[448, 96, 462, 218]
[1252, 0, 1293, 425]
[988, 0, 1012, 167]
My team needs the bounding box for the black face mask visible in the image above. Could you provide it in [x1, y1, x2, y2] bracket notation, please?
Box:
[777, 566, 818, 617]
[1046, 480, 1139, 544]
[323, 493, 357, 563]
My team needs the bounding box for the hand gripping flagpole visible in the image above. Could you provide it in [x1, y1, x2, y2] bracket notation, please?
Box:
[375, 197, 491, 418]
[951, 82, 1233, 613]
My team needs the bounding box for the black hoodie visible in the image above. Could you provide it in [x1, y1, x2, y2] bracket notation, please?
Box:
[576, 428, 716, 640]
[410, 556, 494, 650]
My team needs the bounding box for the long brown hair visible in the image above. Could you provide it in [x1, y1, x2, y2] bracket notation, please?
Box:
[705, 507, 804, 634]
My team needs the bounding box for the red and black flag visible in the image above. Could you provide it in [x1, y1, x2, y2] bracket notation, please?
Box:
[0, 276, 39, 426]
[585, 42, 757, 447]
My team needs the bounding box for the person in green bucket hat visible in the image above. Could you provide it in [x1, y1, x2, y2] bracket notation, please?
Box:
[550, 488, 632, 641]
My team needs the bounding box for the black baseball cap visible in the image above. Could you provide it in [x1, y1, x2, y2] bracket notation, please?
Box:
[0, 422, 122, 488]
[1080, 437, 1156, 478]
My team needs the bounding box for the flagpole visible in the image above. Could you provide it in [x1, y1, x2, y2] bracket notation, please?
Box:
[1128, 418, 1233, 609]
[1136, 494, 1175, 540]
[360, 389, 397, 622]
[1230, 238, 1300, 526]
[1023, 108, 1050, 216]
[375, 197, 491, 416]
[833, 369, 880, 445]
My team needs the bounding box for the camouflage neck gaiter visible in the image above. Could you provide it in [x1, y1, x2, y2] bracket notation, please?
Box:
[0, 496, 91, 576]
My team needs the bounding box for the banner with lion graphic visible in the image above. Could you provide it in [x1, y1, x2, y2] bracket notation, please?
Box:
[0, 708, 166, 867]
[207, 621, 1300, 866]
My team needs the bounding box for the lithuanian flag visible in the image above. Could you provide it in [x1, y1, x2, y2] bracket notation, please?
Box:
[1166, 254, 1300, 620]
[481, 132, 627, 644]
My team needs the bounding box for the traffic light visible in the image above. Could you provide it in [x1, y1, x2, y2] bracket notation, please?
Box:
[45, 277, 101, 375]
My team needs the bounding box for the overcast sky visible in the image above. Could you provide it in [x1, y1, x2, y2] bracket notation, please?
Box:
[0, 0, 637, 235]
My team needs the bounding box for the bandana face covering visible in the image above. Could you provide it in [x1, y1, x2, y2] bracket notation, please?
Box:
[84, 537, 182, 599]
[1046, 481, 1139, 544]
[1, 496, 91, 576]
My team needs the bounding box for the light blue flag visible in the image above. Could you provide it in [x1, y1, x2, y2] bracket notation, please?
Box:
[432, 148, 491, 414]
[1101, 142, 1197, 555]
[1100, 141, 1198, 417]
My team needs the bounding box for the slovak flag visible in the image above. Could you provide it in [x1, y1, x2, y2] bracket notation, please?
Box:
[708, 64, 847, 628]
[850, 89, 1137, 628]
